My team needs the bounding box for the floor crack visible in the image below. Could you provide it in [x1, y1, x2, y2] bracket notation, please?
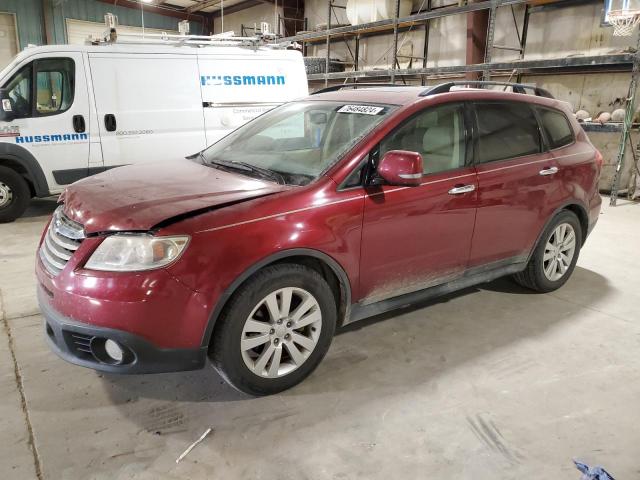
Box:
[0, 289, 44, 480]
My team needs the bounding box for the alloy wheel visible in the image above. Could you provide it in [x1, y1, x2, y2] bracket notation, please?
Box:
[543, 222, 577, 282]
[241, 287, 322, 378]
[0, 181, 13, 208]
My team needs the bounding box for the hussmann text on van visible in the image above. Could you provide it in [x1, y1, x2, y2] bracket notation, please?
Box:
[200, 75, 286, 86]
[16, 133, 89, 144]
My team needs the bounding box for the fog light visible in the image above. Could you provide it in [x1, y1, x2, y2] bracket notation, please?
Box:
[104, 339, 124, 362]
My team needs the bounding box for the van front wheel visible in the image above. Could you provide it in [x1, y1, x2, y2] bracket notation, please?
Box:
[0, 166, 30, 223]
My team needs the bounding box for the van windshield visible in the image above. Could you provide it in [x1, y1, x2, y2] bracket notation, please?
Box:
[201, 101, 395, 185]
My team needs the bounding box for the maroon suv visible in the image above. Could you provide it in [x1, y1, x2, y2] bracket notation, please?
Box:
[37, 82, 602, 395]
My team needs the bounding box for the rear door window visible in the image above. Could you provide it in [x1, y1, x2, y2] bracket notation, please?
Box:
[474, 102, 542, 163]
[537, 107, 574, 149]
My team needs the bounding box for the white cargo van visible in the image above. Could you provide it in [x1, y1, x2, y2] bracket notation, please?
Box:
[0, 36, 308, 221]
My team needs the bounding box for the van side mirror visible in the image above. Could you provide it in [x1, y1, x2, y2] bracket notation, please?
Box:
[0, 89, 15, 122]
[377, 150, 423, 186]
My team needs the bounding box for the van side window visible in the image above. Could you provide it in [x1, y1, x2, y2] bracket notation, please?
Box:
[5, 64, 32, 119]
[35, 58, 75, 116]
[474, 102, 541, 163]
[379, 103, 466, 175]
[537, 107, 574, 149]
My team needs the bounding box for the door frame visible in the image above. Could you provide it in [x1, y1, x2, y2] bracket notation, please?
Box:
[6, 50, 93, 192]
[356, 100, 480, 304]
[466, 99, 559, 267]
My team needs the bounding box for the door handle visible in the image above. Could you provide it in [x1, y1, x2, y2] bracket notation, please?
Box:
[448, 184, 476, 195]
[72, 115, 85, 133]
[539, 166, 558, 176]
[104, 114, 117, 132]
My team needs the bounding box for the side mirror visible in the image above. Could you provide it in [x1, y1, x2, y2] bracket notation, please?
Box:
[0, 89, 15, 122]
[377, 150, 423, 186]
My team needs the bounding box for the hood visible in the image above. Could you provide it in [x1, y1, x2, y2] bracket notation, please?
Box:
[62, 160, 290, 234]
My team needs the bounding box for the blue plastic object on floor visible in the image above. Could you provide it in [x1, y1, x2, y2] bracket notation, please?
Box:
[574, 460, 615, 480]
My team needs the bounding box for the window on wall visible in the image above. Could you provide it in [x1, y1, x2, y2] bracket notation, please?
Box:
[537, 107, 574, 149]
[379, 103, 466, 175]
[474, 102, 542, 163]
[35, 58, 75, 116]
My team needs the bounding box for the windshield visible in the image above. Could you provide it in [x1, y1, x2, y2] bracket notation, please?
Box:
[201, 100, 395, 185]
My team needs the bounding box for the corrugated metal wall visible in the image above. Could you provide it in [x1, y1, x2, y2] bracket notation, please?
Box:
[0, 0, 44, 48]
[0, 0, 204, 49]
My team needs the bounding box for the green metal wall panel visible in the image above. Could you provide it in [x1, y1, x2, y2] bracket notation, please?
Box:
[47, 0, 205, 44]
[0, 0, 44, 49]
[0, 0, 204, 50]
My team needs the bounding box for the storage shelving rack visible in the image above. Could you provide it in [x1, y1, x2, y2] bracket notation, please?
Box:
[281, 0, 640, 205]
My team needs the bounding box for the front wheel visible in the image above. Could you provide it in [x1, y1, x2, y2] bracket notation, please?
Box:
[210, 264, 337, 396]
[513, 210, 582, 292]
[0, 166, 31, 223]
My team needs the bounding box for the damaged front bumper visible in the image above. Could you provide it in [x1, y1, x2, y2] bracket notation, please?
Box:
[39, 287, 207, 374]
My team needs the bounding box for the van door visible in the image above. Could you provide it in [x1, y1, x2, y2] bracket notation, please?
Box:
[198, 50, 309, 145]
[88, 53, 206, 168]
[1, 52, 91, 192]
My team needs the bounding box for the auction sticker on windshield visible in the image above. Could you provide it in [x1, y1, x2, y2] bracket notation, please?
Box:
[337, 105, 385, 115]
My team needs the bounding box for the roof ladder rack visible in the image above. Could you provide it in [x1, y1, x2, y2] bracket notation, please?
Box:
[91, 31, 287, 49]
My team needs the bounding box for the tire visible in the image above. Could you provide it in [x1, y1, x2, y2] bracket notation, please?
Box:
[210, 264, 337, 396]
[0, 166, 31, 223]
[513, 210, 582, 293]
[303, 57, 345, 75]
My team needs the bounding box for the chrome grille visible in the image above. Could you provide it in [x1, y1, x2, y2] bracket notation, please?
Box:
[39, 206, 85, 276]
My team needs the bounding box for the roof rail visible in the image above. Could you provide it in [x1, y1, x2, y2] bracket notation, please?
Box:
[421, 81, 554, 98]
[311, 83, 411, 95]
[90, 31, 287, 49]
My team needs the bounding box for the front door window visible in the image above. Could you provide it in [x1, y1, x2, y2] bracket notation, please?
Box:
[2, 58, 75, 119]
[379, 103, 466, 175]
[35, 58, 75, 116]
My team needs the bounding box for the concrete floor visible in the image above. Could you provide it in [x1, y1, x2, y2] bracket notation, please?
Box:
[1, 197, 639, 480]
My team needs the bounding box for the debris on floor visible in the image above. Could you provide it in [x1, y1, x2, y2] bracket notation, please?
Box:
[574, 460, 615, 480]
[175, 428, 213, 464]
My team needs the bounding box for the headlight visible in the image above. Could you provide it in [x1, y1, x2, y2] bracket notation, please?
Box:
[85, 234, 189, 272]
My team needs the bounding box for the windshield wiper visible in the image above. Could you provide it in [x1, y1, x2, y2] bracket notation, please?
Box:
[204, 155, 284, 184]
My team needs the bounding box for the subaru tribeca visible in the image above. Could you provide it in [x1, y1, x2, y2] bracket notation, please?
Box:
[37, 83, 602, 395]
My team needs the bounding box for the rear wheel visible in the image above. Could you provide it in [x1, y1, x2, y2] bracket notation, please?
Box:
[513, 210, 582, 292]
[0, 166, 31, 223]
[210, 264, 337, 396]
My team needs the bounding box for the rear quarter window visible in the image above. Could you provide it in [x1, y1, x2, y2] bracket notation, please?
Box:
[537, 107, 574, 149]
